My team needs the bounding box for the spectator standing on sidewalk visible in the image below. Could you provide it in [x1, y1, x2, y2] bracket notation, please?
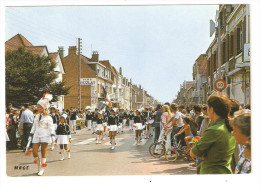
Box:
[230, 110, 251, 174]
[19, 104, 34, 152]
[198, 106, 210, 136]
[190, 94, 236, 174]
[229, 99, 241, 172]
[168, 103, 184, 146]
[69, 109, 77, 134]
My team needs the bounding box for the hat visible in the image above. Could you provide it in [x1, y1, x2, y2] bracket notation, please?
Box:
[60, 114, 67, 120]
[37, 93, 53, 110]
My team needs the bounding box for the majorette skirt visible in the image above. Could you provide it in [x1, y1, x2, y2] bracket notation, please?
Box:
[103, 122, 107, 127]
[33, 136, 51, 144]
[56, 135, 69, 145]
[96, 124, 104, 131]
[109, 125, 118, 132]
[135, 123, 143, 130]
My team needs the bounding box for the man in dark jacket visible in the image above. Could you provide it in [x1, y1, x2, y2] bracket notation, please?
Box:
[153, 105, 162, 142]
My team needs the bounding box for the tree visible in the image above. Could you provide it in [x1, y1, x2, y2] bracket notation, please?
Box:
[5, 47, 71, 107]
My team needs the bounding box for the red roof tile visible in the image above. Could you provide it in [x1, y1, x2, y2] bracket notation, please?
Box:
[24, 46, 45, 56]
[5, 33, 33, 52]
[49, 52, 58, 61]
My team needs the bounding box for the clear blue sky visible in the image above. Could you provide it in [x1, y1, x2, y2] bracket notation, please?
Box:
[5, 5, 218, 103]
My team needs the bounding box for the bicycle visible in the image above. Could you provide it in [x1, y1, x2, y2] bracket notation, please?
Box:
[164, 135, 196, 162]
[149, 128, 172, 158]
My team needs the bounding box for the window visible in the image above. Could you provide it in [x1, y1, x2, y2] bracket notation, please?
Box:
[214, 53, 217, 72]
[220, 11, 224, 29]
[207, 60, 210, 77]
[237, 27, 243, 55]
[230, 34, 234, 58]
[222, 41, 226, 64]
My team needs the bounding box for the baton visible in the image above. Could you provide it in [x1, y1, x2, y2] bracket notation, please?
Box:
[25, 136, 32, 156]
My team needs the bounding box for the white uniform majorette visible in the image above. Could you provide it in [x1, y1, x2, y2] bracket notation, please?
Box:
[122, 111, 128, 130]
[69, 110, 77, 134]
[148, 109, 155, 137]
[56, 115, 71, 161]
[92, 110, 98, 134]
[142, 109, 150, 139]
[107, 110, 118, 150]
[128, 111, 135, 131]
[133, 111, 144, 145]
[50, 107, 58, 151]
[118, 110, 124, 133]
[96, 114, 104, 144]
[28, 93, 55, 176]
[102, 111, 108, 140]
[85, 110, 93, 130]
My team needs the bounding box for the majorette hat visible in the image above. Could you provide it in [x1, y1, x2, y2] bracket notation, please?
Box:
[37, 93, 53, 110]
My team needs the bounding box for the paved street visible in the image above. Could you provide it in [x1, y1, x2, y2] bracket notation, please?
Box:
[6, 127, 196, 176]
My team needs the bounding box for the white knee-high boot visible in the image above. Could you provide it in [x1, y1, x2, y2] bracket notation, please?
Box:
[33, 157, 41, 173]
[99, 135, 102, 144]
[111, 139, 115, 150]
[96, 134, 99, 144]
[67, 149, 71, 159]
[38, 158, 46, 176]
[60, 149, 64, 161]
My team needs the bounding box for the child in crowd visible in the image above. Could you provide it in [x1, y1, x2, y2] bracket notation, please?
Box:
[176, 117, 193, 151]
[56, 115, 71, 161]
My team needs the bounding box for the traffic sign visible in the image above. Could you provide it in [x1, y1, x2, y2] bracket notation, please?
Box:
[214, 79, 227, 91]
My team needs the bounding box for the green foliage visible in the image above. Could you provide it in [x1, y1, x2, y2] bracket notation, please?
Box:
[5, 47, 71, 107]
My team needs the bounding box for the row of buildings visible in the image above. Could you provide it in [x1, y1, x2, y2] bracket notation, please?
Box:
[5, 34, 159, 111]
[174, 4, 250, 107]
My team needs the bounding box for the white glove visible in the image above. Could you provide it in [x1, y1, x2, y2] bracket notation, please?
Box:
[28, 135, 32, 141]
[51, 135, 56, 142]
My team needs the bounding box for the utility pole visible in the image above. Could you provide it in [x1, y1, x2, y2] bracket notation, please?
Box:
[78, 38, 82, 110]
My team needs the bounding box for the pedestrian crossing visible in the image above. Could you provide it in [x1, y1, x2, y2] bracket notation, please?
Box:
[132, 139, 148, 146]
[72, 137, 149, 146]
[73, 138, 96, 145]
[104, 138, 124, 146]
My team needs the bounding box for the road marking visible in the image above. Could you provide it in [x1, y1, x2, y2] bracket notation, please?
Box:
[73, 138, 96, 145]
[132, 139, 148, 146]
[104, 138, 124, 146]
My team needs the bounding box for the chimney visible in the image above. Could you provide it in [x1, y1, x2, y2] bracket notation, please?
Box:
[91, 51, 99, 62]
[68, 46, 77, 55]
[119, 67, 122, 75]
[58, 46, 64, 59]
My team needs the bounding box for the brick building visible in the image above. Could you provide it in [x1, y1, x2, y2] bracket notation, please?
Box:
[192, 54, 208, 104]
[62, 46, 96, 110]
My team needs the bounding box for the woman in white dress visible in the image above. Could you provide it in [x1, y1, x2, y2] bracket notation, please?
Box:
[29, 93, 55, 176]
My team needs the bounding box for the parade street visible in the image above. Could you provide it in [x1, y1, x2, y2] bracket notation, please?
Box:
[6, 126, 196, 176]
